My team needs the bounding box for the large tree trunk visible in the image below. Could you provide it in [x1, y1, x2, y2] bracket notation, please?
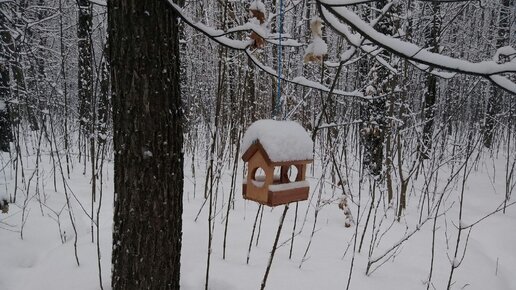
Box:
[109, 0, 184, 289]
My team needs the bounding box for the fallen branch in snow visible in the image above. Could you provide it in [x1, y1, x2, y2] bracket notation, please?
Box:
[461, 200, 516, 230]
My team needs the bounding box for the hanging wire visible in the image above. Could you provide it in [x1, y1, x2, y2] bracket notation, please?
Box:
[275, 0, 284, 119]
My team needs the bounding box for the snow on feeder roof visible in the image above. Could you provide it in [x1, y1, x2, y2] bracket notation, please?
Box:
[241, 120, 313, 206]
[249, 0, 266, 15]
[242, 119, 313, 164]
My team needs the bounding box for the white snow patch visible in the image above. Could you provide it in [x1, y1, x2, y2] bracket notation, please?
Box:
[232, 20, 269, 39]
[242, 119, 313, 162]
[269, 180, 310, 192]
[249, 1, 266, 15]
[494, 46, 516, 62]
[322, 5, 516, 76]
[452, 258, 460, 267]
[143, 150, 153, 159]
[1, 145, 516, 290]
[251, 180, 265, 187]
[243, 174, 281, 184]
[305, 37, 328, 58]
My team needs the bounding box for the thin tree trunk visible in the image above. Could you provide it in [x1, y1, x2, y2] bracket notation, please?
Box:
[260, 204, 289, 290]
[483, 0, 510, 148]
[421, 2, 441, 159]
[77, 0, 93, 148]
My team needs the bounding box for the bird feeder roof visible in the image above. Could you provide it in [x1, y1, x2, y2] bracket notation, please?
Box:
[242, 119, 313, 164]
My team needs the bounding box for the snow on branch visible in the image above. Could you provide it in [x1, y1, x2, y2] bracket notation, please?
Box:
[318, 2, 406, 75]
[245, 49, 364, 98]
[318, 0, 380, 6]
[167, 1, 301, 50]
[318, 2, 516, 94]
[409, 61, 456, 79]
[88, 0, 107, 6]
[321, 4, 516, 75]
[167, 0, 364, 98]
[489, 75, 516, 95]
[320, 0, 487, 6]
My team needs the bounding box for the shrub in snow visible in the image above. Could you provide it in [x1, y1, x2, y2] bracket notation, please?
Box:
[338, 195, 354, 228]
[0, 198, 8, 214]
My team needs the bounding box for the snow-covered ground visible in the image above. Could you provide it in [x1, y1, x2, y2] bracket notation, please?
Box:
[0, 148, 515, 290]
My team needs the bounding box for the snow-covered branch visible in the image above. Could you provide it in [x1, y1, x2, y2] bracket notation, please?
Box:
[318, 0, 382, 6]
[167, 0, 364, 98]
[318, 1, 516, 94]
[88, 0, 106, 6]
[168, 1, 301, 49]
[245, 49, 364, 98]
[319, 0, 490, 6]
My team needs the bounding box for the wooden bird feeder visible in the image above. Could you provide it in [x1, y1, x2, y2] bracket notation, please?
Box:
[241, 120, 313, 207]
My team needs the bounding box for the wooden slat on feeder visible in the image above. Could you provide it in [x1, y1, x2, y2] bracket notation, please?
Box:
[241, 120, 313, 207]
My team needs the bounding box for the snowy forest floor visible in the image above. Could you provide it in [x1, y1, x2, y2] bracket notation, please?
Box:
[0, 146, 515, 290]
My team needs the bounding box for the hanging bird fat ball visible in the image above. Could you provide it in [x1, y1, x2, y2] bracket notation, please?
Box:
[310, 17, 323, 38]
[249, 1, 267, 49]
[365, 85, 376, 96]
[249, 0, 266, 22]
[304, 17, 328, 63]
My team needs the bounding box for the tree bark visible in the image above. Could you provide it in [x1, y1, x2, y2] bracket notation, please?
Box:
[77, 0, 93, 138]
[0, 6, 13, 151]
[109, 0, 184, 289]
[483, 0, 510, 149]
[421, 2, 441, 159]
